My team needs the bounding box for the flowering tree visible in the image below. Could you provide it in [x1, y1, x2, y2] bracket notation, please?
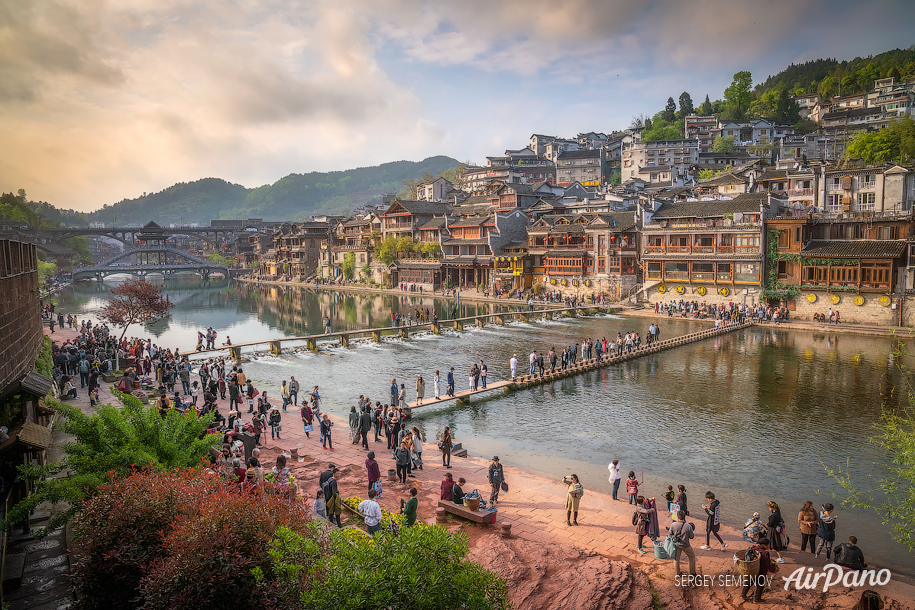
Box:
[100, 278, 174, 341]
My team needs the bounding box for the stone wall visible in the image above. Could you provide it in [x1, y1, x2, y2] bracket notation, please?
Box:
[641, 283, 764, 307]
[788, 291, 915, 326]
[0, 240, 42, 395]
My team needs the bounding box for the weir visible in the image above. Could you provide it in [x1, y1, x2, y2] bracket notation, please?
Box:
[186, 305, 612, 361]
[401, 320, 753, 415]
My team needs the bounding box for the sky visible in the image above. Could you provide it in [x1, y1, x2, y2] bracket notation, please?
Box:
[1, 0, 914, 213]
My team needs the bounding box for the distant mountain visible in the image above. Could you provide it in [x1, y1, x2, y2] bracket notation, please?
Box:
[87, 156, 460, 225]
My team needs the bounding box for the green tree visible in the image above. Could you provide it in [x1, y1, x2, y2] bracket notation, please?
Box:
[608, 170, 622, 186]
[845, 116, 915, 163]
[420, 241, 442, 258]
[663, 97, 677, 122]
[712, 135, 736, 154]
[4, 394, 219, 534]
[724, 71, 753, 118]
[207, 252, 232, 266]
[37, 259, 57, 284]
[678, 91, 694, 118]
[376, 236, 398, 265]
[774, 88, 800, 122]
[341, 251, 356, 279]
[395, 236, 416, 257]
[699, 94, 713, 116]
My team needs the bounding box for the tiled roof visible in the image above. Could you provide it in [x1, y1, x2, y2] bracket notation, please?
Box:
[557, 149, 601, 159]
[802, 240, 907, 259]
[544, 250, 588, 256]
[639, 165, 671, 173]
[591, 212, 638, 232]
[757, 170, 789, 181]
[822, 107, 882, 120]
[652, 199, 764, 219]
[449, 215, 491, 227]
[452, 204, 493, 216]
[417, 217, 447, 230]
[700, 174, 747, 186]
[386, 200, 453, 215]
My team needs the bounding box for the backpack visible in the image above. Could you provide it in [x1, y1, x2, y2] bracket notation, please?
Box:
[80, 360, 89, 373]
[670, 522, 692, 548]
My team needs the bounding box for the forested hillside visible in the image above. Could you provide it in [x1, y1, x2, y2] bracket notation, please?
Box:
[87, 156, 460, 225]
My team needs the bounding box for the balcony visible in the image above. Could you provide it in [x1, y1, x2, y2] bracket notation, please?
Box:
[787, 188, 815, 197]
[664, 270, 689, 280]
[691, 272, 716, 282]
[692, 246, 716, 254]
[735, 247, 761, 254]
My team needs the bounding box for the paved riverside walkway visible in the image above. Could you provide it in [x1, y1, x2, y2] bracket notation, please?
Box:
[405, 319, 752, 410]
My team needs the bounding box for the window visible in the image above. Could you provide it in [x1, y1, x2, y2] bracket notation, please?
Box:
[777, 231, 789, 248]
[862, 174, 876, 188]
[777, 260, 788, 278]
[735, 263, 760, 282]
[646, 261, 661, 278]
[878, 226, 899, 240]
[830, 177, 841, 191]
[737, 235, 760, 248]
[795, 227, 801, 243]
[858, 192, 876, 210]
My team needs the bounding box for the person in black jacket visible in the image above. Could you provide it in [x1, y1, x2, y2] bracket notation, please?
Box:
[488, 456, 505, 506]
[834, 536, 868, 570]
[451, 477, 466, 505]
[359, 406, 373, 450]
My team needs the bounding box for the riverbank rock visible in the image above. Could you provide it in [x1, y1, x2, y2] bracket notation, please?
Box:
[468, 536, 653, 610]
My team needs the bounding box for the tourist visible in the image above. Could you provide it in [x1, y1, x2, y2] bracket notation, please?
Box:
[549, 348, 557, 373]
[743, 512, 765, 543]
[359, 406, 372, 450]
[321, 467, 342, 527]
[433, 370, 441, 400]
[480, 360, 487, 388]
[634, 495, 654, 553]
[440, 472, 455, 500]
[395, 441, 411, 484]
[669, 510, 696, 576]
[700, 492, 727, 551]
[358, 490, 383, 535]
[190, 381, 199, 406]
[311, 386, 321, 416]
[403, 487, 419, 527]
[765, 501, 787, 562]
[674, 485, 688, 515]
[607, 459, 622, 501]
[268, 405, 282, 440]
[415, 374, 425, 405]
[231, 458, 246, 484]
[510, 354, 518, 381]
[451, 477, 466, 505]
[300, 402, 313, 438]
[740, 537, 778, 602]
[446, 367, 455, 397]
[834, 536, 868, 570]
[320, 414, 334, 450]
[348, 406, 360, 444]
[440, 426, 453, 468]
[529, 350, 536, 375]
[665, 485, 675, 510]
[312, 490, 326, 519]
[626, 471, 641, 505]
[488, 456, 505, 507]
[271, 454, 292, 499]
[411, 426, 424, 470]
[816, 503, 837, 560]
[289, 375, 298, 405]
[563, 473, 583, 526]
[365, 451, 381, 495]
[373, 402, 383, 442]
[390, 378, 398, 406]
[798, 500, 818, 554]
[280, 380, 289, 411]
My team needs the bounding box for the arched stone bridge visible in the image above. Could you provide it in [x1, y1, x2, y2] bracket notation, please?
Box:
[71, 246, 233, 281]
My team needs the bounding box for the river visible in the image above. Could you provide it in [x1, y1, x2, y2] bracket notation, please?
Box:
[56, 276, 913, 571]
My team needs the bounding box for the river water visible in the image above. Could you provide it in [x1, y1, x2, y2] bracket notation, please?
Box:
[57, 276, 913, 571]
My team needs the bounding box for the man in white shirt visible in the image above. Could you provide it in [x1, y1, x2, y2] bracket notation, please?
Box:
[510, 354, 518, 381]
[608, 459, 621, 501]
[529, 351, 537, 375]
[358, 489, 384, 535]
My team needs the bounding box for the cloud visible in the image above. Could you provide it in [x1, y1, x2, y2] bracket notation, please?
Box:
[1, 0, 914, 212]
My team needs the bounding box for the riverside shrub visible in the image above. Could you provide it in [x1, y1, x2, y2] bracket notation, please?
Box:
[69, 468, 321, 610]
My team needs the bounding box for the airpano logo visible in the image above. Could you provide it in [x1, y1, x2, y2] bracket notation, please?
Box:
[782, 565, 891, 592]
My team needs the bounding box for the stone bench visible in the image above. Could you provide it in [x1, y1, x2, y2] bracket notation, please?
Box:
[437, 500, 497, 525]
